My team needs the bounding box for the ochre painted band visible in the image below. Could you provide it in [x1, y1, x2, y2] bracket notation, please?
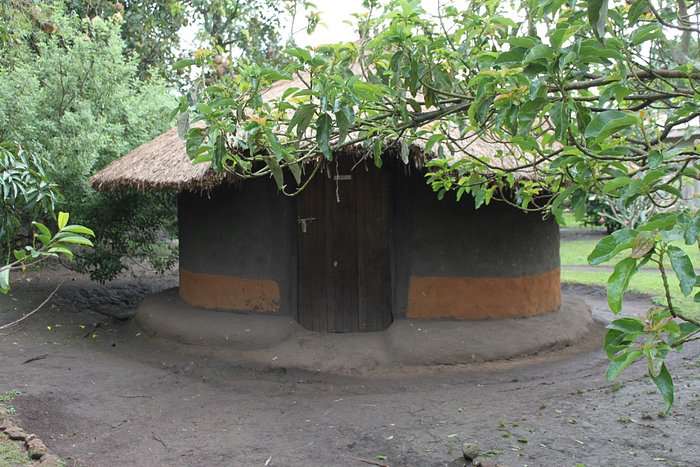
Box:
[407, 268, 561, 319]
[179, 268, 280, 312]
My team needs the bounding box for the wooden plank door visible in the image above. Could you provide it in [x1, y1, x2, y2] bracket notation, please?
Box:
[296, 158, 392, 332]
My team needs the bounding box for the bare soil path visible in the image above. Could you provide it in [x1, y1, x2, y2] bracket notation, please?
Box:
[1, 268, 699, 466]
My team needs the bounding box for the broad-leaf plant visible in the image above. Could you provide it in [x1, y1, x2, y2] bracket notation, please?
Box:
[175, 0, 700, 411]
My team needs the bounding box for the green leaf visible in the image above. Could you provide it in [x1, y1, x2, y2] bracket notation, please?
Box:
[588, 228, 638, 265]
[285, 46, 312, 63]
[684, 215, 700, 245]
[289, 104, 316, 139]
[584, 110, 639, 142]
[649, 364, 674, 414]
[523, 44, 553, 63]
[32, 222, 52, 246]
[604, 329, 631, 358]
[606, 349, 642, 380]
[335, 108, 351, 145]
[657, 184, 683, 198]
[373, 138, 384, 168]
[264, 156, 285, 190]
[517, 98, 544, 135]
[628, 0, 647, 25]
[55, 235, 94, 246]
[587, 0, 609, 41]
[602, 177, 632, 194]
[424, 134, 445, 153]
[550, 25, 580, 49]
[48, 245, 74, 261]
[57, 211, 69, 230]
[607, 316, 645, 333]
[607, 257, 638, 314]
[61, 225, 95, 236]
[288, 161, 302, 185]
[264, 129, 285, 162]
[647, 150, 663, 168]
[638, 213, 678, 232]
[316, 113, 333, 160]
[668, 245, 696, 296]
[642, 168, 666, 187]
[0, 266, 9, 294]
[12, 249, 27, 262]
[549, 101, 569, 140]
[353, 82, 383, 100]
[630, 23, 663, 45]
[173, 58, 196, 70]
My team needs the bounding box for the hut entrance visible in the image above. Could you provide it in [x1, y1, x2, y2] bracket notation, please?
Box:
[296, 158, 393, 332]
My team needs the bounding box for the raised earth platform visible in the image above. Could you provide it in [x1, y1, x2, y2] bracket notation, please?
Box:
[135, 288, 594, 374]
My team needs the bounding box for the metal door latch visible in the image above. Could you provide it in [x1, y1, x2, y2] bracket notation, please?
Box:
[297, 217, 316, 233]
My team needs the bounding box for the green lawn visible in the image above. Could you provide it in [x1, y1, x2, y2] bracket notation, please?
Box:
[560, 238, 700, 269]
[560, 238, 699, 314]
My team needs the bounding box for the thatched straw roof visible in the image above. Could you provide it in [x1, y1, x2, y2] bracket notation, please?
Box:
[90, 123, 229, 191]
[91, 74, 535, 192]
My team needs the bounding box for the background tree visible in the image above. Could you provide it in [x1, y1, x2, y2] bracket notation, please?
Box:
[60, 0, 318, 80]
[62, 0, 188, 79]
[176, 0, 700, 411]
[1, 0, 321, 280]
[1, 2, 177, 281]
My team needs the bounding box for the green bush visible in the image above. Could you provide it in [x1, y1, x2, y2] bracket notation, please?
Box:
[0, 4, 177, 281]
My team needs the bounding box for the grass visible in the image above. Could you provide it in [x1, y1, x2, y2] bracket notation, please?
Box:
[560, 238, 700, 316]
[0, 433, 32, 467]
[561, 269, 696, 308]
[0, 390, 21, 402]
[560, 238, 700, 268]
[0, 390, 20, 416]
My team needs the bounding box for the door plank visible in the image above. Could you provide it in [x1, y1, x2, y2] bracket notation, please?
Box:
[356, 163, 393, 331]
[297, 169, 327, 331]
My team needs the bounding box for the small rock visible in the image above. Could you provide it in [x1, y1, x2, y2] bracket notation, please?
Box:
[4, 426, 26, 440]
[0, 419, 8, 430]
[27, 437, 48, 459]
[39, 454, 61, 466]
[462, 442, 480, 460]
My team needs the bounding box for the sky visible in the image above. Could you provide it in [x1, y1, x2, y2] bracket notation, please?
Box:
[180, 0, 475, 51]
[292, 0, 476, 46]
[293, 0, 365, 46]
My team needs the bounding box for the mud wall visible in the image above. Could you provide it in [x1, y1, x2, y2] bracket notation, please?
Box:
[176, 166, 561, 321]
[391, 169, 561, 319]
[178, 180, 297, 313]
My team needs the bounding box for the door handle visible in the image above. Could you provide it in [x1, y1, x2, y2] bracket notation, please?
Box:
[297, 217, 316, 233]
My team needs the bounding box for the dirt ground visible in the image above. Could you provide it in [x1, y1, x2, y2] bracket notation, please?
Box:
[1, 267, 699, 467]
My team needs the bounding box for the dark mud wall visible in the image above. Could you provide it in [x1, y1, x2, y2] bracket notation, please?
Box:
[391, 169, 561, 319]
[178, 180, 296, 313]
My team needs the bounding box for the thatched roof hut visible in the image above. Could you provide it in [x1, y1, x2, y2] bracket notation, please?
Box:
[91, 81, 559, 334]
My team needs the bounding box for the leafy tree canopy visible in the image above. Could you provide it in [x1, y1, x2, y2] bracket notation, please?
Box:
[61, 0, 319, 79]
[177, 0, 700, 410]
[0, 1, 177, 281]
